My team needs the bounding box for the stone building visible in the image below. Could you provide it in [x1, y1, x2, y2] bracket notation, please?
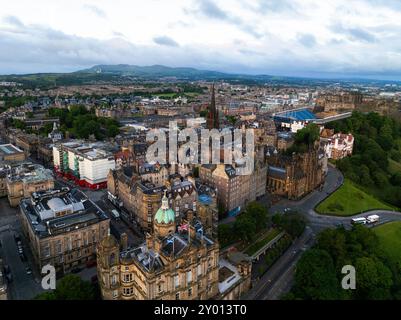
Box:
[6, 162, 54, 207]
[0, 144, 26, 163]
[320, 129, 354, 160]
[315, 92, 363, 113]
[202, 161, 267, 214]
[20, 188, 110, 274]
[97, 193, 220, 300]
[107, 168, 197, 231]
[15, 133, 39, 158]
[266, 142, 325, 200]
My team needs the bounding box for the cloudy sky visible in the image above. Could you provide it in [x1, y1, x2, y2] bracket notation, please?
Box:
[1, 0, 401, 79]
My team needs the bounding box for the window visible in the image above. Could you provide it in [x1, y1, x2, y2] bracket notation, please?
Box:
[123, 273, 133, 283]
[175, 292, 180, 300]
[112, 290, 118, 298]
[188, 288, 192, 298]
[186, 271, 192, 284]
[174, 275, 179, 288]
[197, 265, 202, 277]
[111, 275, 117, 286]
[123, 287, 134, 296]
[158, 284, 163, 293]
[56, 241, 62, 254]
[43, 245, 50, 258]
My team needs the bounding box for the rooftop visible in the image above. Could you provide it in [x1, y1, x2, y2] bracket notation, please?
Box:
[6, 162, 53, 184]
[0, 144, 23, 156]
[274, 108, 317, 123]
[20, 188, 108, 238]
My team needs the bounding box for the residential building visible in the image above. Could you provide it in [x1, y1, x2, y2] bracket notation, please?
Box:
[107, 169, 197, 231]
[320, 129, 354, 160]
[6, 162, 54, 207]
[20, 188, 110, 274]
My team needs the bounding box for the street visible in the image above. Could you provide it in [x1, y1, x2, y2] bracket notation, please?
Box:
[0, 198, 44, 300]
[244, 165, 401, 300]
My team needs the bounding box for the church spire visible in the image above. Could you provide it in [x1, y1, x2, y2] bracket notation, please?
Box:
[207, 83, 219, 130]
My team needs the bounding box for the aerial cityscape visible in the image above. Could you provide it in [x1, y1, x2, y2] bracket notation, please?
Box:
[2, 0, 401, 306]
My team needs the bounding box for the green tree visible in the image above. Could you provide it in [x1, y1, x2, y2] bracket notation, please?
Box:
[355, 257, 393, 300]
[293, 249, 342, 300]
[35, 274, 96, 300]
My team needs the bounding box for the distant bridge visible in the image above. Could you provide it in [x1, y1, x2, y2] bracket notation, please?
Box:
[312, 112, 353, 124]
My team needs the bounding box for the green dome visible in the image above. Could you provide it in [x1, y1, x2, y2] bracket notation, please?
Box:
[155, 207, 176, 224]
[154, 191, 175, 224]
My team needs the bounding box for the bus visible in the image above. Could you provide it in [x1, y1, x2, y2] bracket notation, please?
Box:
[351, 217, 367, 225]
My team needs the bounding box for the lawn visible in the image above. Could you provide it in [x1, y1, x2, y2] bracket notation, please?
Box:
[374, 222, 401, 265]
[245, 228, 281, 256]
[315, 179, 395, 216]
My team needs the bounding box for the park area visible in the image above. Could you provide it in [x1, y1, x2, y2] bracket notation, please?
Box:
[374, 222, 401, 265]
[315, 179, 395, 216]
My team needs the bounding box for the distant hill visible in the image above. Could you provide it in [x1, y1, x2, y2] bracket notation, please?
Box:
[1, 64, 395, 89]
[78, 64, 237, 79]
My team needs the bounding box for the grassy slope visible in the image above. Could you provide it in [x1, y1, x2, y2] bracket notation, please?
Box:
[374, 222, 401, 265]
[316, 179, 395, 216]
[245, 228, 281, 256]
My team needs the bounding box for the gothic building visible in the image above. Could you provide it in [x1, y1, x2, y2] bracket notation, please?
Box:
[266, 142, 325, 200]
[206, 84, 219, 130]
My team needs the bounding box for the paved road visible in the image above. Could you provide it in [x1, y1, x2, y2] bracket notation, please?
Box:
[247, 166, 401, 300]
[244, 227, 314, 300]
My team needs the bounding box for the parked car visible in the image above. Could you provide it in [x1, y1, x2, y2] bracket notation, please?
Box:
[25, 266, 32, 275]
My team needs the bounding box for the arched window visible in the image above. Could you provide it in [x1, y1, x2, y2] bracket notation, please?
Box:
[109, 252, 115, 266]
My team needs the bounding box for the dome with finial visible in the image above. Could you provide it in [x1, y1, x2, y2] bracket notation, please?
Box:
[155, 191, 175, 224]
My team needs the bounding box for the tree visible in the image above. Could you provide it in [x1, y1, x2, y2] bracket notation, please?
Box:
[292, 249, 343, 300]
[233, 214, 256, 243]
[244, 202, 269, 232]
[355, 257, 393, 300]
[35, 274, 96, 300]
[218, 224, 234, 247]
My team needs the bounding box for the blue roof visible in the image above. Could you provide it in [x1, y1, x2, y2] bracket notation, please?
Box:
[274, 108, 317, 122]
[198, 194, 212, 205]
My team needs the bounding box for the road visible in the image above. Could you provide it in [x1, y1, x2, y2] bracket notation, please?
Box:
[0, 198, 44, 300]
[246, 165, 401, 300]
[244, 227, 314, 300]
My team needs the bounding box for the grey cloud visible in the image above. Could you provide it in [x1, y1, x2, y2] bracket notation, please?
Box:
[197, 0, 228, 19]
[330, 23, 376, 43]
[297, 33, 316, 47]
[189, 0, 264, 39]
[153, 35, 179, 47]
[2, 15, 24, 27]
[258, 0, 296, 13]
[83, 4, 107, 18]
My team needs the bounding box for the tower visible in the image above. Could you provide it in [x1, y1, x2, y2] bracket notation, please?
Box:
[153, 191, 176, 238]
[207, 84, 219, 130]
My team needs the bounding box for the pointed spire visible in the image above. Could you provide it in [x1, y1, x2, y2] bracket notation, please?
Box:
[207, 83, 219, 130]
[161, 190, 169, 210]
